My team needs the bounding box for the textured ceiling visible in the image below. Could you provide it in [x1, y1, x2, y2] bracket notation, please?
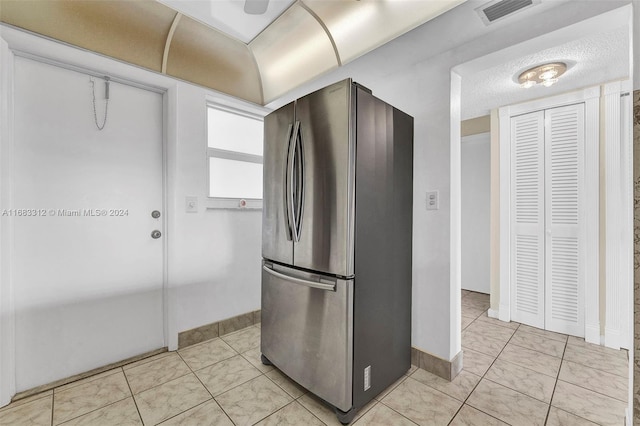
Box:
[461, 25, 630, 119]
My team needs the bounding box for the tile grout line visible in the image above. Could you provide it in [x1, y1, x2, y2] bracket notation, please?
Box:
[450, 307, 496, 424]
[375, 401, 420, 425]
[487, 355, 558, 380]
[481, 375, 553, 406]
[350, 396, 379, 422]
[53, 395, 132, 425]
[155, 399, 213, 425]
[120, 367, 145, 425]
[127, 368, 194, 397]
[507, 338, 566, 359]
[53, 396, 134, 426]
[473, 315, 599, 419]
[0, 390, 52, 415]
[554, 377, 630, 405]
[560, 350, 629, 378]
[211, 398, 237, 426]
[51, 368, 123, 396]
[262, 369, 303, 400]
[449, 309, 523, 425]
[198, 355, 268, 399]
[121, 351, 172, 373]
[463, 311, 626, 425]
[560, 359, 628, 378]
[175, 346, 238, 425]
[50, 388, 54, 426]
[548, 406, 609, 425]
[543, 337, 568, 425]
[290, 396, 328, 426]
[248, 399, 297, 426]
[515, 327, 568, 342]
[212, 342, 314, 425]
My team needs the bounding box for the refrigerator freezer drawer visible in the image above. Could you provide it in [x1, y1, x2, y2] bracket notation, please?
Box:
[261, 263, 353, 412]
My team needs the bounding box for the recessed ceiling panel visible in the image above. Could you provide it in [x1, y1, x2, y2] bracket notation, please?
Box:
[304, 0, 467, 64]
[157, 0, 295, 43]
[250, 3, 339, 103]
[167, 15, 263, 104]
[0, 0, 175, 72]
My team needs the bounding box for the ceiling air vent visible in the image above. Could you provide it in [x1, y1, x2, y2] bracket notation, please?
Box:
[476, 0, 540, 25]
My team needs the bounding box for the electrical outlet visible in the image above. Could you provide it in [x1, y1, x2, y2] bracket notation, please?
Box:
[426, 191, 439, 210]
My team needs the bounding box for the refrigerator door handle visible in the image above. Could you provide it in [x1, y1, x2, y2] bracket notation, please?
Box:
[288, 121, 301, 242]
[293, 122, 304, 242]
[284, 123, 295, 241]
[262, 265, 336, 291]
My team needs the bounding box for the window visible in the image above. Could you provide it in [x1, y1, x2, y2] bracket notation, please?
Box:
[207, 105, 264, 207]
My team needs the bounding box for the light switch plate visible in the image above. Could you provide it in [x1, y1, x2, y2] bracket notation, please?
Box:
[426, 191, 439, 210]
[185, 196, 198, 213]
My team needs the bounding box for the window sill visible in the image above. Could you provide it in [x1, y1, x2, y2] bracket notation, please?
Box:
[205, 198, 262, 210]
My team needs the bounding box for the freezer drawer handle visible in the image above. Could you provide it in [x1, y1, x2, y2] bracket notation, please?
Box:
[262, 266, 336, 292]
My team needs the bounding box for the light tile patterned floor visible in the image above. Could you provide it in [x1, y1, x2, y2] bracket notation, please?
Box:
[0, 292, 629, 425]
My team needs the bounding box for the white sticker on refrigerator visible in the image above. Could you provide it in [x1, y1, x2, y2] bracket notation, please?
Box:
[364, 365, 371, 391]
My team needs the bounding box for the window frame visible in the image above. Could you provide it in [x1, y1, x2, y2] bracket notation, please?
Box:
[205, 102, 265, 210]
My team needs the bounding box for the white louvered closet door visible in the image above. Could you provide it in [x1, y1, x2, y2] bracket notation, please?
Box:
[510, 111, 545, 328]
[544, 104, 585, 336]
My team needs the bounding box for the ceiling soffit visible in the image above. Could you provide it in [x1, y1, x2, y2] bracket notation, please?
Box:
[251, 0, 466, 102]
[0, 0, 175, 72]
[166, 15, 263, 104]
[0, 0, 466, 105]
[249, 3, 339, 104]
[302, 0, 464, 65]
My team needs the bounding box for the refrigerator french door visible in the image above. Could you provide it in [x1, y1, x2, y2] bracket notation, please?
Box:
[261, 79, 413, 424]
[262, 80, 354, 276]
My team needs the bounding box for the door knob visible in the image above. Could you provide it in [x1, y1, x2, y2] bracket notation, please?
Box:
[151, 210, 161, 218]
[151, 230, 162, 239]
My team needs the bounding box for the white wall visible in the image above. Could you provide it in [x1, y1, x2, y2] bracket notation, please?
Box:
[0, 36, 15, 407]
[461, 133, 491, 293]
[168, 84, 263, 342]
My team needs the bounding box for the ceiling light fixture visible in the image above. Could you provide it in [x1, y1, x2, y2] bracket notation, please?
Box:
[518, 62, 567, 88]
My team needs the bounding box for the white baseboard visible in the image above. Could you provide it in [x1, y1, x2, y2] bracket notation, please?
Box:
[498, 303, 510, 322]
[584, 323, 600, 345]
[487, 309, 499, 319]
[604, 327, 622, 350]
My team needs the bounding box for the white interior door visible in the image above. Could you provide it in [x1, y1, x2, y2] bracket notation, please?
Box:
[544, 104, 585, 336]
[12, 57, 164, 391]
[510, 104, 585, 336]
[510, 111, 545, 328]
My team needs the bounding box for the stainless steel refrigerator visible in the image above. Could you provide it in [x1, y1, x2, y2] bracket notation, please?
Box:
[261, 78, 413, 424]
